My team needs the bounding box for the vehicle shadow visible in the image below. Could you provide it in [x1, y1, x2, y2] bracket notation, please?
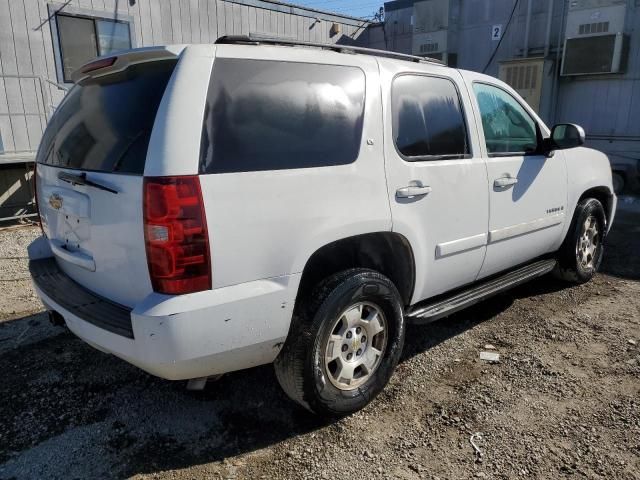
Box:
[599, 207, 640, 281]
[510, 155, 546, 202]
[402, 274, 569, 363]
[0, 275, 567, 478]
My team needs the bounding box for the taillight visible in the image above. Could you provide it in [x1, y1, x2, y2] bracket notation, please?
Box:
[80, 56, 117, 74]
[143, 176, 211, 295]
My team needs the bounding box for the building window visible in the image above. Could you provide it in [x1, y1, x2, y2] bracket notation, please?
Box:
[56, 13, 132, 82]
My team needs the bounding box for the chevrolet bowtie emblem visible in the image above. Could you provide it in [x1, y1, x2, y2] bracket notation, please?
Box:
[49, 193, 63, 210]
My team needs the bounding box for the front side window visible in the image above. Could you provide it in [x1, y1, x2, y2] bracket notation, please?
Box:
[56, 14, 132, 82]
[391, 75, 469, 160]
[200, 59, 366, 173]
[473, 83, 538, 155]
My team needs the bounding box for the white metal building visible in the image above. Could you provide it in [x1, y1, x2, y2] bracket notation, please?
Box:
[0, 0, 373, 220]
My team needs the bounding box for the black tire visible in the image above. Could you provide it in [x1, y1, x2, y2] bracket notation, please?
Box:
[554, 197, 607, 283]
[274, 268, 405, 417]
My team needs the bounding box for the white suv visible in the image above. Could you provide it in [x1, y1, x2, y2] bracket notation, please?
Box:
[29, 36, 616, 416]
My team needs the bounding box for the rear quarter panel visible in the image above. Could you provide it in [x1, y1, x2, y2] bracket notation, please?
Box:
[198, 45, 391, 290]
[145, 44, 216, 177]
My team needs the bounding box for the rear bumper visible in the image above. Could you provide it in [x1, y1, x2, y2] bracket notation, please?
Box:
[29, 244, 298, 380]
[30, 258, 134, 338]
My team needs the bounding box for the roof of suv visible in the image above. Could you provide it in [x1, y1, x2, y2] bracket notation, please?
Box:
[215, 34, 446, 67]
[73, 38, 447, 84]
[74, 35, 466, 86]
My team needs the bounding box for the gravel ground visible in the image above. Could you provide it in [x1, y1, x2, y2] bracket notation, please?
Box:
[0, 224, 42, 320]
[0, 202, 639, 480]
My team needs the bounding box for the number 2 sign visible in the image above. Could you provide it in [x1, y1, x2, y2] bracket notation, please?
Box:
[492, 24, 503, 41]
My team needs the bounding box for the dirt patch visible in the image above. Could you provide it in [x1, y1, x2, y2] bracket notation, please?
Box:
[0, 205, 639, 479]
[0, 225, 42, 322]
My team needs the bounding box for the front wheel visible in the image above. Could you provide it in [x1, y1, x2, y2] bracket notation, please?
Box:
[274, 269, 405, 417]
[554, 197, 607, 283]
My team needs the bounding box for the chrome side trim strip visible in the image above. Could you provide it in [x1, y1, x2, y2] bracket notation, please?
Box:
[436, 233, 487, 258]
[489, 213, 565, 243]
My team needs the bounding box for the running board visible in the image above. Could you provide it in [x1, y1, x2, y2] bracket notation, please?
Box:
[406, 259, 557, 324]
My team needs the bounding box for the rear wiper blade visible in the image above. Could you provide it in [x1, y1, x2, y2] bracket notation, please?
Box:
[58, 171, 118, 194]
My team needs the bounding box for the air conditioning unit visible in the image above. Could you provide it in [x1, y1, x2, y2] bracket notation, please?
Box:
[562, 0, 628, 76]
[561, 33, 628, 75]
[499, 58, 549, 113]
[566, 1, 625, 37]
[412, 30, 448, 57]
[568, 0, 626, 13]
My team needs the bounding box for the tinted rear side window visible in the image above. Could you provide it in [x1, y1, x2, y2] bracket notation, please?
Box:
[200, 59, 366, 173]
[391, 75, 469, 159]
[37, 60, 176, 174]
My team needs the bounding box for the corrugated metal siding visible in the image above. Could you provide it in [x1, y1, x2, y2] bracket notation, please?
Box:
[382, 0, 640, 175]
[0, 0, 370, 160]
[554, 0, 640, 168]
[455, 0, 567, 75]
[0, 0, 370, 219]
[556, 13, 640, 134]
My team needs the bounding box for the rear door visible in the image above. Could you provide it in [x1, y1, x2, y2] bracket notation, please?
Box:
[36, 54, 179, 307]
[379, 60, 490, 303]
[466, 79, 568, 278]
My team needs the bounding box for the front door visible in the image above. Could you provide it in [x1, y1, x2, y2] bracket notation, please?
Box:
[380, 63, 489, 303]
[468, 80, 568, 278]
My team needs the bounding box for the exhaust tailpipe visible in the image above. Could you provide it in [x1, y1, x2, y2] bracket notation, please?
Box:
[48, 310, 65, 327]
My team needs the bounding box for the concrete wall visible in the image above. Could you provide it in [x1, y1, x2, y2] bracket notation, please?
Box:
[0, 164, 34, 221]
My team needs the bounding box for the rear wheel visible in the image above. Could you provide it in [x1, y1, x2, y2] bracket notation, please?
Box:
[554, 198, 606, 283]
[274, 269, 405, 417]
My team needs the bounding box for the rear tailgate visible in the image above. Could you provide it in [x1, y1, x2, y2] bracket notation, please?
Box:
[36, 51, 179, 307]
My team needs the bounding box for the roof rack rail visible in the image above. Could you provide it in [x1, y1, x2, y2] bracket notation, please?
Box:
[215, 34, 446, 66]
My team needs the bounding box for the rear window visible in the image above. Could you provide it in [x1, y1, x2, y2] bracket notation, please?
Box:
[200, 59, 366, 174]
[36, 60, 176, 174]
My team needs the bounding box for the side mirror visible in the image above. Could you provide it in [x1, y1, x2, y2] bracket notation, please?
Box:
[550, 123, 585, 150]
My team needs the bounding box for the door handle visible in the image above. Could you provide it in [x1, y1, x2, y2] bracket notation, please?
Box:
[494, 176, 519, 188]
[396, 185, 432, 198]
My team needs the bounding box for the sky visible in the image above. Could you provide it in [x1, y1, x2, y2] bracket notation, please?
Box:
[291, 0, 385, 19]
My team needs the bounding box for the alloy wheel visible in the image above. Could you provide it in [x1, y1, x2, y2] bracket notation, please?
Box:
[577, 215, 600, 269]
[323, 302, 388, 391]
